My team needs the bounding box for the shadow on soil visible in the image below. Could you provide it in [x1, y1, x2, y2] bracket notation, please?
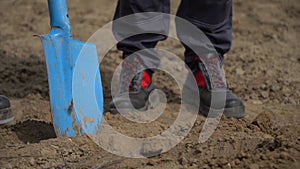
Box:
[12, 120, 56, 143]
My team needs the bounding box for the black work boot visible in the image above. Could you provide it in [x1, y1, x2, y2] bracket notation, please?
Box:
[190, 54, 245, 118]
[109, 59, 155, 114]
[0, 95, 14, 125]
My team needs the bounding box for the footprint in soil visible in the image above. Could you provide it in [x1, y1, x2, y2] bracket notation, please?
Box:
[12, 120, 56, 143]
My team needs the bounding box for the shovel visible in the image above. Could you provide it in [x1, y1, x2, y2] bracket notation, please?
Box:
[39, 0, 103, 137]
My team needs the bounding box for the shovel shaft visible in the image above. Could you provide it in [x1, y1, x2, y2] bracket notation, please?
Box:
[47, 0, 71, 33]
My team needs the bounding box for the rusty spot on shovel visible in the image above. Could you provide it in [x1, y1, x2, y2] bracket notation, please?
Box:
[79, 107, 84, 116]
[68, 99, 73, 113]
[64, 128, 69, 138]
[71, 112, 80, 136]
[84, 116, 89, 128]
[83, 116, 95, 128]
[79, 121, 83, 134]
[90, 116, 94, 123]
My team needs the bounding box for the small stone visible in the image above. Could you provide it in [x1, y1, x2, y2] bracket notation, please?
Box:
[280, 152, 289, 160]
[234, 159, 240, 165]
[290, 99, 296, 105]
[236, 125, 244, 132]
[283, 86, 291, 97]
[218, 159, 228, 165]
[249, 164, 259, 169]
[180, 157, 188, 165]
[224, 163, 232, 169]
[265, 80, 271, 85]
[260, 84, 266, 88]
[236, 68, 244, 75]
[282, 86, 291, 93]
[272, 34, 279, 41]
[260, 91, 269, 99]
[252, 100, 263, 105]
[260, 154, 267, 160]
[192, 159, 197, 164]
[240, 152, 247, 158]
[29, 158, 35, 166]
[271, 85, 280, 92]
[268, 156, 274, 161]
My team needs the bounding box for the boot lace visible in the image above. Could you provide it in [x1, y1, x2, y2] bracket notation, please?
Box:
[195, 53, 226, 90]
[119, 59, 143, 93]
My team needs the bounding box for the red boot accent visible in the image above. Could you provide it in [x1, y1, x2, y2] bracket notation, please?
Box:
[194, 71, 206, 88]
[141, 71, 151, 89]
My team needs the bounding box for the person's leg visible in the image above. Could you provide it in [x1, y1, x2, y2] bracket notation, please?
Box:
[110, 0, 170, 112]
[177, 0, 232, 64]
[177, 0, 245, 118]
[113, 0, 170, 59]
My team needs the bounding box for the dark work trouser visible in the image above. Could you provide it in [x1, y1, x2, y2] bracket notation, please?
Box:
[113, 0, 232, 68]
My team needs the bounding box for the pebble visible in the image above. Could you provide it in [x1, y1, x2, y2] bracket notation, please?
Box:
[236, 68, 244, 75]
[282, 86, 291, 93]
[279, 152, 289, 160]
[260, 91, 269, 98]
[180, 157, 188, 165]
[29, 158, 35, 166]
[218, 159, 228, 165]
[224, 163, 232, 169]
[289, 98, 296, 104]
[260, 154, 267, 160]
[252, 100, 263, 105]
[240, 152, 247, 158]
[271, 85, 281, 92]
[234, 159, 240, 165]
[260, 84, 267, 90]
[249, 164, 259, 169]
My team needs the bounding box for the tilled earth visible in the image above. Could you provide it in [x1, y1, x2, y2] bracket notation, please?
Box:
[0, 0, 299, 168]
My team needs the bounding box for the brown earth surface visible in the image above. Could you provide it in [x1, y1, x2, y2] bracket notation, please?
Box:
[0, 0, 300, 168]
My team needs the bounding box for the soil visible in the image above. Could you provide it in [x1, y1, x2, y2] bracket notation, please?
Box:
[0, 0, 299, 168]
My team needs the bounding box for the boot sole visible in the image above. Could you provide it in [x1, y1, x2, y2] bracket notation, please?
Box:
[199, 102, 245, 119]
[109, 101, 245, 119]
[0, 108, 14, 125]
[109, 101, 149, 115]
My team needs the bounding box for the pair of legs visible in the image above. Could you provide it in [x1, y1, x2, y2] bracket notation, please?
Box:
[110, 0, 245, 118]
[113, 0, 232, 64]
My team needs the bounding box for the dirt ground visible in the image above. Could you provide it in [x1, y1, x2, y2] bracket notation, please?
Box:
[0, 0, 299, 168]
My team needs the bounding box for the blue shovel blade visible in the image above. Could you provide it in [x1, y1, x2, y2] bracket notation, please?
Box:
[40, 28, 103, 137]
